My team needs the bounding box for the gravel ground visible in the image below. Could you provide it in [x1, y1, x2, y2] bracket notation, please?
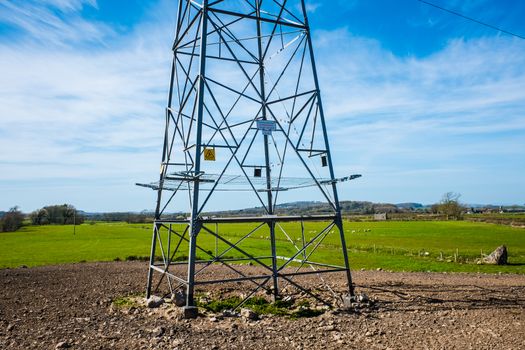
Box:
[1, 261, 524, 349]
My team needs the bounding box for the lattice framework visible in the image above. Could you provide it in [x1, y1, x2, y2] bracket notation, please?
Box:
[140, 0, 357, 316]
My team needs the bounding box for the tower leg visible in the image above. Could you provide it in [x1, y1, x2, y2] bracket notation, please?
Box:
[335, 216, 354, 297]
[146, 223, 159, 299]
[184, 220, 200, 318]
[269, 221, 279, 300]
[300, 0, 355, 299]
[182, 0, 208, 319]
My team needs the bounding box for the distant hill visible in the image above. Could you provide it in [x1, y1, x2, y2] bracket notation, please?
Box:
[396, 202, 424, 209]
[204, 200, 427, 217]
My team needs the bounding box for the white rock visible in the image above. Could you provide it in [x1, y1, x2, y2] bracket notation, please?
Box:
[240, 308, 258, 321]
[55, 341, 70, 349]
[146, 296, 164, 308]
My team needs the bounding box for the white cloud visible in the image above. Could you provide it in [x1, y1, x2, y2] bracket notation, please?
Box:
[0, 0, 111, 46]
[304, 2, 322, 13]
[310, 28, 525, 203]
[313, 28, 525, 133]
[0, 2, 524, 211]
[0, 1, 177, 211]
[41, 0, 98, 12]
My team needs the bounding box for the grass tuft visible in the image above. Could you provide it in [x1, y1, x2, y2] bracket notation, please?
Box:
[125, 255, 149, 261]
[197, 295, 323, 318]
[197, 296, 241, 313]
[112, 296, 138, 308]
[290, 307, 324, 319]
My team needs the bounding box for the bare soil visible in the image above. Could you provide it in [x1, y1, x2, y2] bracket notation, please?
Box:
[1, 262, 524, 349]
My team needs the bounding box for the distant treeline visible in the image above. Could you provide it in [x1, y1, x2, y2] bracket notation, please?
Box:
[203, 200, 525, 219]
[3, 199, 524, 233]
[85, 211, 155, 223]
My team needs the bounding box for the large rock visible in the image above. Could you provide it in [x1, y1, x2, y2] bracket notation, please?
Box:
[152, 326, 165, 337]
[342, 295, 353, 309]
[146, 295, 164, 308]
[240, 308, 258, 321]
[483, 245, 508, 265]
[172, 290, 186, 307]
[55, 342, 70, 349]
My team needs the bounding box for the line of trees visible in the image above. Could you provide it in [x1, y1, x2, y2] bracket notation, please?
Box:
[29, 204, 84, 225]
[85, 211, 153, 223]
[0, 192, 470, 232]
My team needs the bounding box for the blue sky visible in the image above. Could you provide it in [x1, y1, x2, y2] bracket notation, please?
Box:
[0, 0, 524, 212]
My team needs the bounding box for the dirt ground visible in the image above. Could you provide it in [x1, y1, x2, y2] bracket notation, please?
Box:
[1, 261, 524, 349]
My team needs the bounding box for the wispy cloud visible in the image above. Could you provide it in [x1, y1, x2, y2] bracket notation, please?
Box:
[0, 0, 112, 46]
[41, 0, 98, 12]
[0, 0, 177, 210]
[0, 1, 524, 211]
[304, 2, 322, 13]
[312, 28, 525, 203]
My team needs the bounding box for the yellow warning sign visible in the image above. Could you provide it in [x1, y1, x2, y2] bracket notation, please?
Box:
[204, 147, 216, 161]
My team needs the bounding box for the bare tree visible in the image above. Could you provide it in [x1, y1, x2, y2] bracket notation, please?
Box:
[30, 208, 49, 225]
[437, 192, 465, 220]
[0, 206, 24, 232]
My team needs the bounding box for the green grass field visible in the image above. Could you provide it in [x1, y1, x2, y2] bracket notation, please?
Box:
[0, 220, 523, 273]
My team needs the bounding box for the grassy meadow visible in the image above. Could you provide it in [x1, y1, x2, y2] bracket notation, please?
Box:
[0, 220, 524, 274]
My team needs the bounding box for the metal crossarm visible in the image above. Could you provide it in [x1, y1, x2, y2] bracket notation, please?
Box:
[136, 173, 360, 192]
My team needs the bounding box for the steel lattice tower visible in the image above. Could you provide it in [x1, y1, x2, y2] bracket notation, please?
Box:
[139, 0, 358, 317]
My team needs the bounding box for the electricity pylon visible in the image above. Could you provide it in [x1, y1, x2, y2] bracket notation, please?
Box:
[139, 0, 356, 318]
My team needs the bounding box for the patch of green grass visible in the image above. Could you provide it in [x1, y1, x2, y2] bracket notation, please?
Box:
[198, 296, 242, 313]
[112, 296, 139, 308]
[0, 220, 523, 274]
[274, 298, 295, 309]
[0, 222, 150, 268]
[341, 221, 525, 273]
[244, 297, 291, 316]
[467, 213, 525, 219]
